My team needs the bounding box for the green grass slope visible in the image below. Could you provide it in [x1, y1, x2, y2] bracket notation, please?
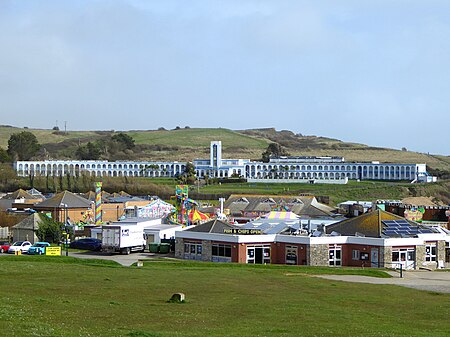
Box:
[0, 125, 448, 173]
[0, 257, 449, 336]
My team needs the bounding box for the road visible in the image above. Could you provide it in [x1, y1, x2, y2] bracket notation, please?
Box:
[68, 250, 175, 267]
[316, 270, 450, 294]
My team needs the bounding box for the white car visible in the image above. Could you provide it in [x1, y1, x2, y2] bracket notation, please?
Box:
[8, 241, 32, 254]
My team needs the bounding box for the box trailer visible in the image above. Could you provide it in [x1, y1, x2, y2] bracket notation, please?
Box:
[102, 224, 146, 254]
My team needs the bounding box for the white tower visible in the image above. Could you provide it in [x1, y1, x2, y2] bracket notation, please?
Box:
[210, 141, 222, 169]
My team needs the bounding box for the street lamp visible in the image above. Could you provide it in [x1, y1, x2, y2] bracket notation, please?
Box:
[59, 203, 69, 256]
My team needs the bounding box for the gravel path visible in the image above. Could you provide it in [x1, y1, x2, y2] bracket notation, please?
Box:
[316, 270, 450, 293]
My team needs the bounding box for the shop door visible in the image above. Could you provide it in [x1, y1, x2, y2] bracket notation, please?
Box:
[247, 246, 271, 264]
[405, 250, 415, 270]
[370, 248, 379, 268]
[393, 249, 415, 270]
[329, 246, 342, 267]
[255, 248, 263, 264]
[399, 251, 408, 269]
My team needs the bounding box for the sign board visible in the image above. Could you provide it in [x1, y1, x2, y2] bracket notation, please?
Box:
[46, 247, 61, 256]
[223, 228, 263, 235]
[404, 210, 423, 222]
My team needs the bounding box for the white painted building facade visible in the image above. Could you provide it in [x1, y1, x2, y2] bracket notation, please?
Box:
[15, 141, 435, 183]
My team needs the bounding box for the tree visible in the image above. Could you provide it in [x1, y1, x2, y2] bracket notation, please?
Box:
[177, 162, 196, 185]
[261, 143, 289, 163]
[75, 142, 101, 160]
[7, 131, 41, 160]
[0, 148, 11, 162]
[36, 214, 63, 244]
[0, 163, 17, 185]
[111, 132, 135, 150]
[141, 164, 160, 177]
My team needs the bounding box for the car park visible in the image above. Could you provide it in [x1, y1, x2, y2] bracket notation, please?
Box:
[69, 238, 102, 251]
[27, 242, 51, 255]
[8, 241, 32, 254]
[0, 241, 11, 253]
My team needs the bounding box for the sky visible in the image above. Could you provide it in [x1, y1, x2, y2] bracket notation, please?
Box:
[1, 0, 449, 155]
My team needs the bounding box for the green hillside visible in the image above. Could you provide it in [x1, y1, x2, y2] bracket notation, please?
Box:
[0, 125, 448, 173]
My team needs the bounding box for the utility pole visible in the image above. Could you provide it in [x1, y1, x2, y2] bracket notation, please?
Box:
[64, 121, 67, 134]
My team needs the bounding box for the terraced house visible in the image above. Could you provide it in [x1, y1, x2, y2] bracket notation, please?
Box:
[15, 141, 436, 184]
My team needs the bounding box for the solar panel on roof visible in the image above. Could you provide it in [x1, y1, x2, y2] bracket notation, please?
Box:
[383, 230, 398, 235]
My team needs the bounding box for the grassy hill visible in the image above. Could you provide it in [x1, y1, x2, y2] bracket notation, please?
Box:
[1, 125, 449, 173]
[1, 257, 449, 336]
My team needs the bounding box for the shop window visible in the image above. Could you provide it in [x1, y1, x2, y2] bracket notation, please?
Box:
[212, 244, 232, 262]
[286, 246, 298, 265]
[184, 242, 202, 261]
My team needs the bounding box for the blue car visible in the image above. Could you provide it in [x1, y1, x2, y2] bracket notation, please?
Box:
[69, 238, 102, 251]
[28, 242, 51, 255]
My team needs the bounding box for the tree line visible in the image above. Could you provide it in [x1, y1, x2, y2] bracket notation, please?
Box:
[0, 130, 137, 163]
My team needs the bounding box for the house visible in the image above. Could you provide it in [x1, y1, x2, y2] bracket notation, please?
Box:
[11, 213, 45, 243]
[0, 188, 44, 211]
[337, 201, 373, 217]
[33, 190, 94, 223]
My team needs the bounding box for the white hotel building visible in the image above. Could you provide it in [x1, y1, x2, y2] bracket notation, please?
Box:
[15, 141, 435, 184]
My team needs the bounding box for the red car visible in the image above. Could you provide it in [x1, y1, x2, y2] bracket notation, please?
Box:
[0, 241, 11, 253]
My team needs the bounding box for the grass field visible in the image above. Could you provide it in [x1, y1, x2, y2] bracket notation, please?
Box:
[196, 180, 450, 205]
[128, 128, 269, 150]
[1, 256, 449, 336]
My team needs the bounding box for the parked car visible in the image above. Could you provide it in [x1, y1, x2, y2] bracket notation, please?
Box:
[69, 238, 102, 251]
[8, 241, 32, 254]
[0, 241, 11, 253]
[28, 242, 51, 255]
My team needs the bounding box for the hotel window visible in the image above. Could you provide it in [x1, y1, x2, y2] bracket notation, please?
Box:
[352, 250, 360, 260]
[425, 243, 437, 262]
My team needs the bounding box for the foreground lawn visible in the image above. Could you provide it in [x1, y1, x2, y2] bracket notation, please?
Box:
[0, 257, 449, 337]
